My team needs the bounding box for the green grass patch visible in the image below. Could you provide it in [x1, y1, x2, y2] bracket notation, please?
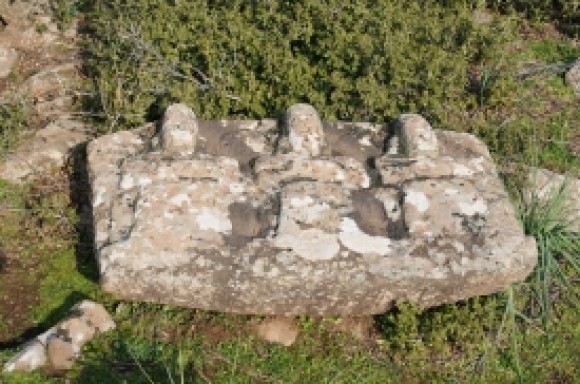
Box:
[529, 39, 580, 64]
[31, 246, 101, 329]
[0, 94, 32, 159]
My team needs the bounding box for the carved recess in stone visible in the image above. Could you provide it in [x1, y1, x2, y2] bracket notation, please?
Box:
[88, 103, 537, 316]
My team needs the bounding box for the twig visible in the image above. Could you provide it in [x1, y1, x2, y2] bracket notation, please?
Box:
[118, 24, 241, 102]
[517, 59, 578, 79]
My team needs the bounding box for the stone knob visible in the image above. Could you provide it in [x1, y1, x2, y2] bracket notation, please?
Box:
[285, 103, 325, 156]
[160, 103, 198, 155]
[393, 114, 439, 158]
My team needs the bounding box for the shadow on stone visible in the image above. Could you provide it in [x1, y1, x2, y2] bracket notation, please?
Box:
[0, 248, 5, 272]
[67, 142, 99, 284]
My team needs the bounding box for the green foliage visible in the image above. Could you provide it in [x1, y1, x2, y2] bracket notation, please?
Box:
[529, 39, 580, 64]
[0, 94, 31, 158]
[83, 0, 512, 132]
[485, 0, 579, 37]
[50, 0, 81, 30]
[516, 176, 580, 329]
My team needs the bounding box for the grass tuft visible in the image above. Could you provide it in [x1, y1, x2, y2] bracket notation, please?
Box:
[516, 175, 579, 328]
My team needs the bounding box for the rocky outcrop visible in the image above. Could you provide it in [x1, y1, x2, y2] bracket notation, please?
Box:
[87, 103, 537, 316]
[0, 117, 93, 182]
[0, 44, 18, 78]
[3, 300, 115, 372]
[19, 62, 80, 119]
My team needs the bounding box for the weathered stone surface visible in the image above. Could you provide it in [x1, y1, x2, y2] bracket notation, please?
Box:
[88, 103, 537, 316]
[3, 300, 115, 373]
[286, 103, 325, 156]
[160, 103, 199, 155]
[20, 62, 80, 118]
[256, 318, 299, 347]
[565, 59, 580, 96]
[46, 337, 75, 370]
[76, 299, 116, 333]
[0, 1, 52, 28]
[0, 117, 93, 182]
[0, 44, 18, 78]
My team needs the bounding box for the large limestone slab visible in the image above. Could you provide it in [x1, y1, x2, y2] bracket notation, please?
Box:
[88, 104, 537, 316]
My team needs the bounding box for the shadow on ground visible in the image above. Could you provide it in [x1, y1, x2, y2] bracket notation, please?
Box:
[0, 291, 91, 350]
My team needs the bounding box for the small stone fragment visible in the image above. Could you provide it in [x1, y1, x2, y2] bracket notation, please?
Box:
[2, 300, 115, 373]
[256, 318, 299, 347]
[285, 103, 325, 156]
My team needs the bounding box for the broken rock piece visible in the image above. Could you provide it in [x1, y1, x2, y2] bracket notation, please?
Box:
[3, 300, 115, 373]
[88, 103, 537, 316]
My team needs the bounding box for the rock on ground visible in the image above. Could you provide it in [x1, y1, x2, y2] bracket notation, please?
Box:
[3, 300, 115, 373]
[0, 117, 93, 183]
[88, 103, 537, 316]
[256, 318, 299, 347]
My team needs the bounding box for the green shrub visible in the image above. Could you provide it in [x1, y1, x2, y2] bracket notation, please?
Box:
[50, 0, 81, 30]
[485, 0, 578, 37]
[83, 0, 512, 132]
[0, 94, 31, 158]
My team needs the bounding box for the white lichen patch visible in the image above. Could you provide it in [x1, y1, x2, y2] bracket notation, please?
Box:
[458, 199, 487, 216]
[275, 229, 340, 261]
[168, 129, 193, 142]
[93, 186, 106, 207]
[338, 218, 391, 256]
[170, 193, 190, 206]
[406, 190, 429, 213]
[120, 174, 134, 190]
[138, 176, 152, 187]
[229, 183, 246, 194]
[307, 133, 322, 155]
[453, 164, 473, 177]
[289, 195, 314, 208]
[195, 208, 232, 232]
[245, 136, 266, 153]
[285, 196, 333, 225]
[358, 136, 372, 146]
[469, 157, 486, 172]
[288, 130, 304, 153]
[444, 188, 459, 196]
